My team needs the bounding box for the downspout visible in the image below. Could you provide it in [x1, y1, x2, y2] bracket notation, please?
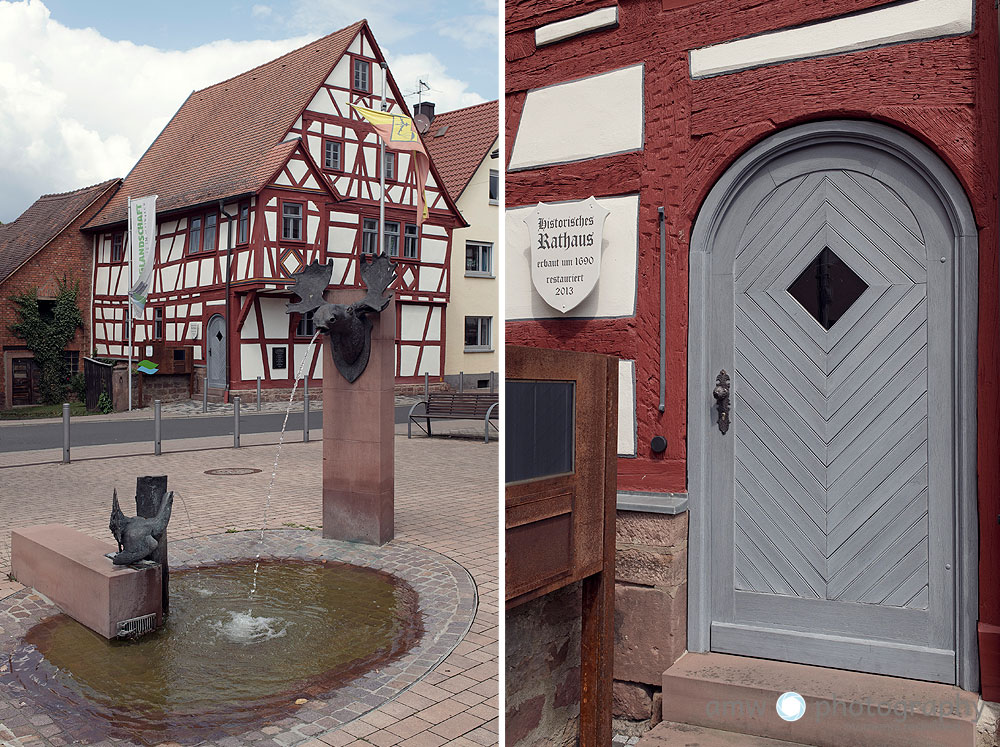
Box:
[220, 200, 237, 397]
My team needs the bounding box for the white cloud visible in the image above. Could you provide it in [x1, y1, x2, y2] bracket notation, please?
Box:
[286, 0, 417, 44]
[252, 4, 273, 17]
[0, 0, 310, 222]
[388, 52, 486, 114]
[436, 14, 497, 51]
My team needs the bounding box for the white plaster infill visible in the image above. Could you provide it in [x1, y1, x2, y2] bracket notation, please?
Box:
[508, 64, 644, 171]
[535, 5, 618, 47]
[618, 359, 637, 457]
[689, 0, 973, 78]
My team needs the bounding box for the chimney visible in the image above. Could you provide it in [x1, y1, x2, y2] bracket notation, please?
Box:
[414, 101, 435, 124]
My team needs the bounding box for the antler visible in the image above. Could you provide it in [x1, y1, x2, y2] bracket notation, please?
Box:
[285, 260, 333, 315]
[352, 253, 397, 316]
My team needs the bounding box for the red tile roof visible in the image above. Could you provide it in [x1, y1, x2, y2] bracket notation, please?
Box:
[86, 21, 365, 230]
[423, 100, 499, 202]
[0, 179, 120, 284]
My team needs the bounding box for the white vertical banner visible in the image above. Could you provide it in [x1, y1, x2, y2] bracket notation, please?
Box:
[128, 194, 157, 317]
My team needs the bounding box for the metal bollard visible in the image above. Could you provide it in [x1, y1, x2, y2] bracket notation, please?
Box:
[424, 372, 429, 399]
[257, 376, 261, 411]
[459, 371, 464, 393]
[303, 377, 310, 443]
[203, 376, 208, 413]
[154, 400, 162, 456]
[62, 403, 70, 463]
[233, 396, 241, 448]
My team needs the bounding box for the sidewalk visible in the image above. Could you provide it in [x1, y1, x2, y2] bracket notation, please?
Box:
[0, 431, 498, 746]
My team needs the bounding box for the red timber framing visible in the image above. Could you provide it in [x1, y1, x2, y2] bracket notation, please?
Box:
[505, 0, 999, 696]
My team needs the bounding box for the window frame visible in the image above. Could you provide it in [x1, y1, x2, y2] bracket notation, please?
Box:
[352, 57, 371, 93]
[280, 200, 305, 243]
[382, 150, 397, 183]
[295, 310, 315, 338]
[464, 316, 493, 353]
[383, 220, 400, 257]
[203, 212, 218, 253]
[322, 138, 344, 172]
[111, 232, 125, 263]
[403, 224, 419, 260]
[489, 169, 499, 205]
[361, 218, 379, 255]
[187, 215, 203, 255]
[237, 202, 250, 245]
[152, 305, 165, 341]
[465, 241, 494, 278]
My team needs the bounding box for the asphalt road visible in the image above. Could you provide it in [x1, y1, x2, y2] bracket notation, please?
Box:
[0, 405, 413, 453]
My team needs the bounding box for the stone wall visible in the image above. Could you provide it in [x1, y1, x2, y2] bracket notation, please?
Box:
[613, 510, 688, 729]
[506, 583, 582, 747]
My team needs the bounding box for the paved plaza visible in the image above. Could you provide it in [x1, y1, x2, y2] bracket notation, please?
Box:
[0, 422, 499, 747]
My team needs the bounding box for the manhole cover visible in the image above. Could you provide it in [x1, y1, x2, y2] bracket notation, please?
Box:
[203, 468, 262, 476]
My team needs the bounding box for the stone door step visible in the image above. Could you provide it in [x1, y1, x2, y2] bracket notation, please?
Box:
[662, 652, 983, 747]
[637, 721, 809, 746]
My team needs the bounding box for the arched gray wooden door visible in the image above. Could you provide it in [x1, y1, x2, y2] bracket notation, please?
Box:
[688, 122, 979, 688]
[206, 314, 227, 389]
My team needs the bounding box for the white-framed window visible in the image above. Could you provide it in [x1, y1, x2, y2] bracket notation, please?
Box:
[489, 170, 499, 204]
[296, 310, 315, 338]
[383, 151, 396, 181]
[465, 241, 493, 277]
[403, 224, 419, 259]
[464, 316, 492, 352]
[353, 58, 370, 92]
[383, 220, 400, 256]
[281, 202, 303, 241]
[324, 139, 342, 171]
[362, 218, 379, 254]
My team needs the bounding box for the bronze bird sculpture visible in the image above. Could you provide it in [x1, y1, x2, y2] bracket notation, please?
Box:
[286, 253, 397, 382]
[108, 488, 173, 566]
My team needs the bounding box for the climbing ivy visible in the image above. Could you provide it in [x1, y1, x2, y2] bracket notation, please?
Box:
[9, 278, 83, 404]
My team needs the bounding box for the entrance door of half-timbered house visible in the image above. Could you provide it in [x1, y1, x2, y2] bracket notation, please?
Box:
[688, 122, 979, 688]
[206, 314, 226, 389]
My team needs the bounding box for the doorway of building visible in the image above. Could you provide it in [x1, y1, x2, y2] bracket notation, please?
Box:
[10, 357, 40, 406]
[687, 121, 979, 689]
[206, 314, 226, 389]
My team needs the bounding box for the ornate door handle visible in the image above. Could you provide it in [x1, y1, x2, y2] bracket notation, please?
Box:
[713, 370, 731, 435]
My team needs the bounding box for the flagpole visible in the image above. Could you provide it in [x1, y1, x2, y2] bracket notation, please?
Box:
[126, 197, 133, 411]
[379, 62, 387, 257]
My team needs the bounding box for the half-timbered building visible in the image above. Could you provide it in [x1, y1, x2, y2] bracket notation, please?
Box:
[84, 20, 465, 400]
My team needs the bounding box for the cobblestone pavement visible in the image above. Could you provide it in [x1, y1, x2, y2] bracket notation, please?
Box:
[0, 432, 499, 747]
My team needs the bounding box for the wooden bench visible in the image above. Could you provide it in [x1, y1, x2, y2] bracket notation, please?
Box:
[407, 392, 499, 443]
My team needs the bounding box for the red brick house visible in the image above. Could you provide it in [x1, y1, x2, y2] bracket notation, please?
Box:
[0, 179, 120, 408]
[506, 0, 998, 744]
[82, 20, 465, 400]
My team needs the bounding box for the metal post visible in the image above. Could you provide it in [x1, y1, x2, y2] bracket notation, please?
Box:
[233, 396, 241, 448]
[424, 372, 429, 399]
[303, 377, 310, 443]
[154, 400, 162, 456]
[62, 403, 70, 464]
[203, 376, 208, 413]
[257, 376, 262, 411]
[459, 371, 464, 393]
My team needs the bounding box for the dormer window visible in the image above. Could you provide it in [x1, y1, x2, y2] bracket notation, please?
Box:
[353, 58, 370, 92]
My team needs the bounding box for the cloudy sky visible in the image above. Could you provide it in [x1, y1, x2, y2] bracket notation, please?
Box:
[0, 0, 499, 223]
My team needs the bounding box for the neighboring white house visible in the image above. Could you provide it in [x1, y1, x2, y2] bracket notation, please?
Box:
[421, 100, 499, 391]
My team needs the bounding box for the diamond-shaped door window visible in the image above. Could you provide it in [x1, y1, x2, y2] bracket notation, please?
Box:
[787, 247, 868, 330]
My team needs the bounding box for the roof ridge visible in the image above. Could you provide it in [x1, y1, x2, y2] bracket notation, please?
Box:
[434, 99, 498, 117]
[193, 19, 366, 95]
[36, 178, 120, 202]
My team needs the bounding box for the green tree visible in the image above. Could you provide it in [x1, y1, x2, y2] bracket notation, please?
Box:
[9, 279, 83, 404]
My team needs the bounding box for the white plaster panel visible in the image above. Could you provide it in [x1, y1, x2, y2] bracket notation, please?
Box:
[177, 304, 188, 317]
[399, 345, 419, 377]
[509, 65, 643, 170]
[134, 326, 146, 343]
[328, 226, 356, 254]
[308, 134, 322, 158]
[401, 305, 429, 341]
[275, 171, 293, 186]
[618, 359, 636, 456]
[426, 307, 442, 342]
[324, 123, 344, 137]
[241, 306, 259, 339]
[308, 121, 320, 133]
[176, 217, 187, 230]
[307, 215, 320, 243]
[167, 324, 178, 343]
[266, 197, 277, 208]
[191, 303, 203, 316]
[200, 257, 213, 286]
[184, 263, 196, 289]
[166, 306, 176, 318]
[328, 58, 349, 88]
[536, 5, 618, 46]
[418, 267, 443, 293]
[288, 158, 307, 183]
[206, 300, 225, 306]
[364, 148, 377, 177]
[329, 211, 354, 224]
[161, 265, 179, 293]
[161, 220, 178, 235]
[421, 224, 447, 238]
[417, 347, 441, 376]
[166, 236, 181, 263]
[113, 307, 123, 320]
[335, 176, 351, 195]
[292, 343, 317, 378]
[265, 212, 277, 240]
[260, 298, 288, 339]
[96, 267, 110, 294]
[420, 238, 448, 266]
[348, 35, 361, 55]
[219, 221, 230, 251]
[266, 344, 289, 379]
[506, 194, 638, 320]
[241, 344, 265, 380]
[690, 0, 974, 78]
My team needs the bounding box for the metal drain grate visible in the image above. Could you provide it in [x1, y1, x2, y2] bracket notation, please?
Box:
[116, 613, 157, 638]
[204, 468, 262, 475]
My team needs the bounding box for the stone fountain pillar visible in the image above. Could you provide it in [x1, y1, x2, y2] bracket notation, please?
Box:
[321, 289, 395, 546]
